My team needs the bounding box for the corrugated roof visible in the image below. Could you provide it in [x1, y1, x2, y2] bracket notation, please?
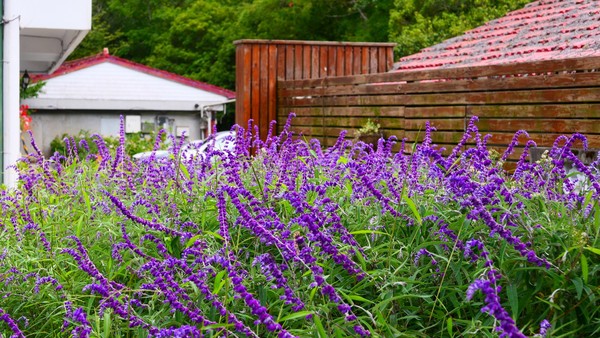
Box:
[32, 49, 236, 99]
[392, 0, 600, 71]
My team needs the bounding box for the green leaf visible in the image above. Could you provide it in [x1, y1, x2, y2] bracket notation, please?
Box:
[583, 190, 594, 212]
[336, 156, 348, 165]
[572, 277, 583, 300]
[205, 230, 224, 241]
[584, 246, 600, 256]
[185, 234, 203, 249]
[507, 283, 519, 319]
[75, 214, 85, 238]
[350, 230, 388, 236]
[278, 311, 314, 322]
[213, 270, 227, 294]
[403, 193, 422, 224]
[346, 294, 374, 304]
[355, 250, 367, 271]
[309, 287, 318, 301]
[313, 315, 327, 338]
[345, 180, 353, 195]
[179, 162, 190, 180]
[200, 324, 234, 331]
[103, 310, 111, 338]
[581, 253, 588, 284]
[82, 188, 91, 214]
[446, 317, 453, 337]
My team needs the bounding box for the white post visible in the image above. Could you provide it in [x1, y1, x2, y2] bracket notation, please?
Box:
[3, 0, 20, 188]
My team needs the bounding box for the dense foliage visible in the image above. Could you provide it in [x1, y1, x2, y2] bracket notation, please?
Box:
[71, 0, 530, 89]
[1, 115, 598, 337]
[49, 131, 166, 159]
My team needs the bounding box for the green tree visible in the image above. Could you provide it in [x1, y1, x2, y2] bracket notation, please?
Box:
[148, 0, 241, 89]
[389, 0, 530, 57]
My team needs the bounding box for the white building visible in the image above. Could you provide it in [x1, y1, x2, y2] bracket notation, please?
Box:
[24, 49, 235, 156]
[2, 0, 92, 187]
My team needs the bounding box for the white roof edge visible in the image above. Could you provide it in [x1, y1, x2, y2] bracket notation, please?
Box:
[23, 98, 230, 111]
[48, 29, 90, 74]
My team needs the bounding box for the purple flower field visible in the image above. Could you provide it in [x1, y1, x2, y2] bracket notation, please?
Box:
[1, 115, 599, 337]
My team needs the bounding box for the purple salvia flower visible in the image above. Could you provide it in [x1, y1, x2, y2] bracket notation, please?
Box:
[353, 324, 371, 337]
[70, 136, 79, 160]
[0, 308, 26, 338]
[535, 319, 551, 337]
[466, 279, 525, 338]
[447, 116, 479, 164]
[34, 276, 63, 294]
[216, 191, 232, 243]
[501, 130, 529, 162]
[79, 138, 90, 153]
[107, 193, 187, 238]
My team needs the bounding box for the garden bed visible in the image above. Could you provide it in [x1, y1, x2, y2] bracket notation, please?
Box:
[0, 115, 598, 337]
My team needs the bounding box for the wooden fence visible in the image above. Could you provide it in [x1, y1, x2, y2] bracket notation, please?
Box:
[234, 39, 396, 140]
[276, 55, 600, 159]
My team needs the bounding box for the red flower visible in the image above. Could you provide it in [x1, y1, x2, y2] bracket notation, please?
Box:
[20, 104, 32, 131]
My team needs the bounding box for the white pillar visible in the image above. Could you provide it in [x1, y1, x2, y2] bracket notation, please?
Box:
[3, 0, 20, 189]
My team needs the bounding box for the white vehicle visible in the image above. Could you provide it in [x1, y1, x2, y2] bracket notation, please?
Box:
[133, 131, 236, 161]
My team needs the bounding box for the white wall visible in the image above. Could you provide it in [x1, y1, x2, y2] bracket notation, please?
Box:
[28, 111, 208, 156]
[25, 63, 229, 111]
[15, 0, 91, 30]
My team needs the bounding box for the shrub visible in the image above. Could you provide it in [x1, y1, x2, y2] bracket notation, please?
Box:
[0, 115, 598, 337]
[49, 130, 165, 159]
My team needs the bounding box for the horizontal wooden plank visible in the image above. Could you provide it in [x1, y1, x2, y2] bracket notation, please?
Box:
[468, 104, 600, 118]
[404, 131, 465, 145]
[279, 72, 600, 96]
[405, 106, 465, 118]
[289, 116, 405, 129]
[482, 132, 600, 148]
[476, 118, 600, 134]
[280, 88, 600, 107]
[404, 118, 466, 131]
[278, 106, 405, 118]
[279, 55, 600, 88]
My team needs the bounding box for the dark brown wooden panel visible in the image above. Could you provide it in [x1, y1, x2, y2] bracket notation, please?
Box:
[290, 116, 405, 129]
[302, 46, 312, 79]
[476, 118, 600, 134]
[285, 45, 294, 80]
[280, 72, 600, 97]
[259, 44, 269, 137]
[236, 40, 396, 139]
[328, 47, 337, 77]
[267, 44, 278, 137]
[405, 106, 465, 118]
[279, 55, 600, 89]
[279, 106, 405, 118]
[344, 47, 353, 76]
[404, 119, 466, 131]
[251, 45, 261, 123]
[294, 45, 303, 80]
[468, 104, 600, 118]
[336, 46, 345, 77]
[361, 47, 369, 74]
[280, 88, 600, 107]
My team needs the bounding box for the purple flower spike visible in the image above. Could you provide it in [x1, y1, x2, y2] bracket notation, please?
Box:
[535, 319, 551, 337]
[466, 279, 525, 338]
[0, 308, 26, 338]
[353, 325, 371, 337]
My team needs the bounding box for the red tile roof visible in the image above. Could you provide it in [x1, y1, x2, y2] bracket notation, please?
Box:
[32, 49, 236, 99]
[392, 0, 600, 72]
